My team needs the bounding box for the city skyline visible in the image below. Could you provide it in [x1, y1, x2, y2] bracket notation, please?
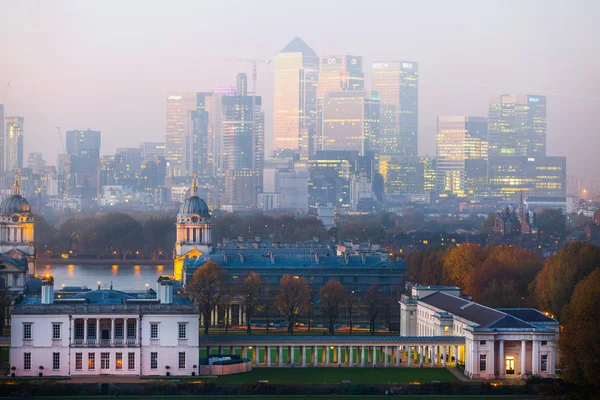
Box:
[0, 1, 598, 182]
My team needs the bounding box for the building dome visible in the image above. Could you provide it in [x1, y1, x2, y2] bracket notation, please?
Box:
[0, 194, 31, 215]
[179, 196, 210, 217]
[0, 174, 31, 215]
[178, 177, 210, 218]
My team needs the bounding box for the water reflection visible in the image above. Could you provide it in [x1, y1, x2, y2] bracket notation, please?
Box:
[40, 263, 174, 290]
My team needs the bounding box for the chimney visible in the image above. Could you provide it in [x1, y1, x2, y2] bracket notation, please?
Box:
[41, 277, 54, 304]
[269, 251, 275, 265]
[314, 252, 320, 264]
[159, 278, 173, 304]
[360, 252, 366, 265]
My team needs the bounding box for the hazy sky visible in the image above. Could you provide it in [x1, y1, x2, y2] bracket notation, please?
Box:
[1, 0, 598, 182]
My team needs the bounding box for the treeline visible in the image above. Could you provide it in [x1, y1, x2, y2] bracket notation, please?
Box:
[405, 242, 600, 388]
[187, 262, 396, 336]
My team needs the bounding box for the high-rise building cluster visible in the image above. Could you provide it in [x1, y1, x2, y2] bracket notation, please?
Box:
[0, 37, 568, 213]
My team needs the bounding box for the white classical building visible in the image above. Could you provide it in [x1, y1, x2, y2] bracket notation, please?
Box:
[10, 276, 199, 377]
[400, 284, 559, 380]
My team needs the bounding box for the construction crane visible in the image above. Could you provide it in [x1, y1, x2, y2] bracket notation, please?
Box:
[226, 58, 271, 95]
[56, 127, 66, 154]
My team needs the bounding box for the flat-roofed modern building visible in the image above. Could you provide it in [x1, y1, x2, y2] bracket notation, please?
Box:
[400, 284, 559, 380]
[372, 61, 418, 157]
[10, 276, 199, 377]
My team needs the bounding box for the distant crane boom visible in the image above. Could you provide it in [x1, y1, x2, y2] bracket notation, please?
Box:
[56, 127, 66, 153]
[226, 58, 271, 94]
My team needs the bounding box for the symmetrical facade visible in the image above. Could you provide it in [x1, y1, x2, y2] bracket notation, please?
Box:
[400, 284, 559, 380]
[10, 277, 199, 377]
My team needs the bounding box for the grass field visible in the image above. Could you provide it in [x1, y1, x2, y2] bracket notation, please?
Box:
[22, 397, 535, 400]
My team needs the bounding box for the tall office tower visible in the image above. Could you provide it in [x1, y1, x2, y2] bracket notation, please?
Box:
[183, 109, 210, 177]
[0, 105, 4, 187]
[27, 152, 45, 173]
[236, 73, 248, 96]
[320, 90, 379, 155]
[436, 116, 487, 196]
[165, 92, 200, 177]
[211, 87, 235, 177]
[196, 92, 214, 176]
[65, 129, 101, 204]
[488, 94, 546, 157]
[221, 87, 263, 206]
[317, 55, 364, 98]
[273, 37, 319, 156]
[372, 61, 418, 157]
[5, 117, 24, 172]
[140, 142, 166, 160]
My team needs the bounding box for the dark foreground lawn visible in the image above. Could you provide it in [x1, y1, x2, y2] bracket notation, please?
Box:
[25, 397, 537, 400]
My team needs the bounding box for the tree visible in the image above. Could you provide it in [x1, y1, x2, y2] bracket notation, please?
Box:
[320, 281, 347, 335]
[480, 213, 496, 233]
[262, 284, 276, 334]
[468, 245, 541, 307]
[364, 284, 382, 334]
[239, 273, 262, 334]
[532, 242, 600, 319]
[442, 243, 485, 288]
[276, 275, 311, 335]
[186, 261, 228, 334]
[535, 208, 566, 237]
[560, 268, 600, 387]
[346, 290, 356, 334]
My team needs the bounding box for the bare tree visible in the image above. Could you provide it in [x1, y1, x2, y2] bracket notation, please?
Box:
[186, 261, 228, 334]
[320, 281, 346, 335]
[364, 284, 382, 334]
[276, 275, 310, 335]
[239, 272, 262, 334]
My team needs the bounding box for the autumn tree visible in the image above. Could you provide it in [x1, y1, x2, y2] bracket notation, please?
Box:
[535, 208, 566, 237]
[276, 275, 311, 335]
[186, 261, 228, 334]
[320, 281, 347, 335]
[560, 268, 600, 387]
[364, 284, 382, 334]
[442, 243, 486, 288]
[480, 213, 496, 233]
[262, 284, 277, 334]
[468, 245, 541, 307]
[532, 242, 600, 319]
[239, 272, 263, 334]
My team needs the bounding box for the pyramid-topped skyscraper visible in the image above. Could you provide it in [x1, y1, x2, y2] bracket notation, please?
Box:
[273, 37, 318, 158]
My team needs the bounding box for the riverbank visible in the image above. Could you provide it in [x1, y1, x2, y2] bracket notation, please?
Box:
[36, 259, 173, 266]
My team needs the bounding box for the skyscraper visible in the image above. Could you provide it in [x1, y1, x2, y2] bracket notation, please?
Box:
[165, 92, 199, 177]
[487, 94, 546, 158]
[436, 116, 487, 195]
[317, 55, 364, 99]
[320, 90, 379, 155]
[273, 37, 319, 156]
[66, 129, 101, 204]
[5, 116, 24, 172]
[0, 104, 4, 187]
[372, 61, 419, 157]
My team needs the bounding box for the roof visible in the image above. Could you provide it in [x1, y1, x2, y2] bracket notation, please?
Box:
[486, 314, 536, 329]
[18, 288, 191, 306]
[279, 36, 317, 57]
[0, 194, 31, 215]
[200, 335, 465, 345]
[497, 308, 558, 324]
[419, 291, 505, 327]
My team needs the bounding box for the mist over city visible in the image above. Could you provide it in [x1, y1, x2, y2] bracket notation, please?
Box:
[0, 0, 599, 397]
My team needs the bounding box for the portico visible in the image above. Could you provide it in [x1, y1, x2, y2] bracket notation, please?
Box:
[72, 316, 141, 347]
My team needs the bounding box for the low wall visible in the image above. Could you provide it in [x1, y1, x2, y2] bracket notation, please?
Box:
[199, 360, 252, 375]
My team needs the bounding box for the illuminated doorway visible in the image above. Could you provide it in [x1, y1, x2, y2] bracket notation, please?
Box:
[505, 356, 515, 375]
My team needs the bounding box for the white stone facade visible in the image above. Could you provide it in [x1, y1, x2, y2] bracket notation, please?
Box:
[400, 284, 559, 380]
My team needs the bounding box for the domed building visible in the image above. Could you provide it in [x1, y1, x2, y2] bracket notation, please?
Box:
[0, 175, 36, 299]
[173, 177, 212, 280]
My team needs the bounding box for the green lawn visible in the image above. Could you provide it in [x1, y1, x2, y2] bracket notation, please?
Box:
[24, 397, 536, 400]
[195, 367, 459, 384]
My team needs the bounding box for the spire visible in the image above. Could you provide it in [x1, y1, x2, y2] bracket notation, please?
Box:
[191, 174, 198, 197]
[13, 171, 20, 196]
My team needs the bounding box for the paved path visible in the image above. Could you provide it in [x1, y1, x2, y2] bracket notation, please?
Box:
[446, 366, 471, 382]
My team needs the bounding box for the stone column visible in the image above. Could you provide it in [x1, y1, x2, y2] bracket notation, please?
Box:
[384, 346, 389, 367]
[498, 340, 505, 378]
[254, 347, 259, 367]
[489, 340, 495, 377]
[228, 305, 232, 325]
[407, 347, 412, 367]
[70, 318, 75, 346]
[442, 346, 447, 367]
[238, 306, 243, 326]
[200, 313, 204, 327]
[278, 346, 283, 367]
[361, 346, 366, 367]
[395, 346, 400, 367]
[326, 346, 330, 367]
[455, 345, 459, 366]
[419, 346, 424, 367]
[532, 340, 538, 375]
[372, 346, 377, 367]
[337, 346, 341, 365]
[431, 346, 436, 368]
[349, 346, 353, 367]
[314, 346, 318, 366]
[96, 318, 100, 345]
[111, 318, 115, 345]
[290, 345, 295, 366]
[302, 346, 306, 367]
[242, 346, 247, 359]
[521, 340, 527, 377]
[267, 346, 272, 367]
[214, 305, 219, 325]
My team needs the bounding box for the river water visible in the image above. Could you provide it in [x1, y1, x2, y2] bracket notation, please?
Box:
[37, 262, 175, 291]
